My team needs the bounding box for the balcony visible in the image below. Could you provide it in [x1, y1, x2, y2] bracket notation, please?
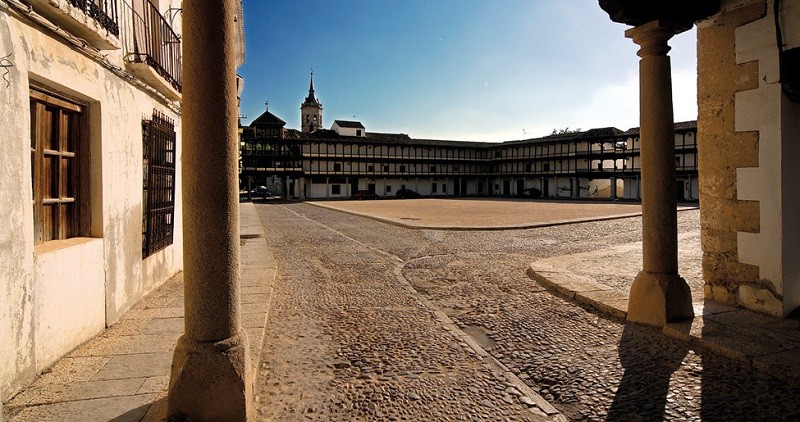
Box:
[69, 0, 119, 34]
[25, 0, 120, 49]
[122, 0, 181, 101]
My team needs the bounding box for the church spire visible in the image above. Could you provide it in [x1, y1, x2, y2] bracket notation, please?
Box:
[301, 71, 323, 133]
[304, 71, 320, 106]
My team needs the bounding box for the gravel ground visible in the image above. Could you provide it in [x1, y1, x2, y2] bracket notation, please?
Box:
[255, 202, 800, 421]
[312, 198, 648, 228]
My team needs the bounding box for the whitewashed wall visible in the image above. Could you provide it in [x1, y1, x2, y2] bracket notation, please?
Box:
[0, 5, 183, 398]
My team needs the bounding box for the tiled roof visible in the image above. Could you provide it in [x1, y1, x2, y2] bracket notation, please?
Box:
[249, 110, 286, 127]
[278, 129, 490, 148]
[674, 120, 698, 131]
[501, 127, 624, 146]
[621, 120, 697, 136]
[254, 120, 698, 148]
[333, 120, 365, 129]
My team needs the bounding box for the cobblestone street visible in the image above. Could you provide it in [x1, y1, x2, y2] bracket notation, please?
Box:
[255, 202, 800, 421]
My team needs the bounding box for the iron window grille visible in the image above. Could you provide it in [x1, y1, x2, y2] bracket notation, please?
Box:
[142, 110, 176, 258]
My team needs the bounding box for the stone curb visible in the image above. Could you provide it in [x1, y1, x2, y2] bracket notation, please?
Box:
[309, 201, 699, 231]
[526, 264, 629, 320]
[527, 257, 800, 384]
[238, 201, 278, 382]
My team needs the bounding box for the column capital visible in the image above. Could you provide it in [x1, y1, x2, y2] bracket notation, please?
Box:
[625, 20, 686, 57]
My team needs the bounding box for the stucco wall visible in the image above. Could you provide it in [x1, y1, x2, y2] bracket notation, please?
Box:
[0, 7, 183, 398]
[735, 0, 800, 316]
[332, 124, 363, 137]
[586, 178, 614, 199]
[33, 238, 105, 368]
[623, 177, 641, 199]
[0, 10, 37, 403]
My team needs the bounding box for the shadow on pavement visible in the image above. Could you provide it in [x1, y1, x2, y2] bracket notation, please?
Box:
[109, 397, 161, 422]
[606, 316, 800, 420]
[607, 323, 688, 421]
[698, 307, 800, 420]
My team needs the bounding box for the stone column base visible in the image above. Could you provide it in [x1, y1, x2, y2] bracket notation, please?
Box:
[168, 331, 253, 421]
[628, 271, 694, 326]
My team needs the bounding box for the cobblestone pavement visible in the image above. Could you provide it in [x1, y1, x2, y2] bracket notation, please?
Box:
[256, 202, 800, 421]
[255, 204, 559, 421]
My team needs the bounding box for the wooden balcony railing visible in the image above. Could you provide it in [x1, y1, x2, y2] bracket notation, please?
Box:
[124, 0, 181, 92]
[68, 0, 119, 35]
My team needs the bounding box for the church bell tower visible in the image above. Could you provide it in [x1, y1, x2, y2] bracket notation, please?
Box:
[301, 72, 323, 133]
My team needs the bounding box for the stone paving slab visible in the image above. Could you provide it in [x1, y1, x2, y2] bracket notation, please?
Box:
[3, 202, 276, 422]
[310, 198, 698, 230]
[527, 229, 800, 384]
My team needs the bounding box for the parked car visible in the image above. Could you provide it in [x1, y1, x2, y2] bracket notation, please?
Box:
[395, 188, 422, 199]
[352, 190, 380, 200]
[253, 186, 272, 197]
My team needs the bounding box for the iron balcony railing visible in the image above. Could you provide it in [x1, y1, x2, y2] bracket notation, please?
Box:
[123, 0, 181, 92]
[67, 0, 120, 35]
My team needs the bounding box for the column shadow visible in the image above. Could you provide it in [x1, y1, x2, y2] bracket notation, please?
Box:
[109, 396, 166, 422]
[698, 304, 800, 420]
[607, 322, 688, 421]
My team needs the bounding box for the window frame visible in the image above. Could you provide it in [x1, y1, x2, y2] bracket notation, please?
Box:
[30, 87, 90, 245]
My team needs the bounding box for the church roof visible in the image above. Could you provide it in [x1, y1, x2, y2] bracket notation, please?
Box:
[249, 109, 286, 128]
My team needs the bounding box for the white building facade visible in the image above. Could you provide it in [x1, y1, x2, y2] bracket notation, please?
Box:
[1, 0, 184, 399]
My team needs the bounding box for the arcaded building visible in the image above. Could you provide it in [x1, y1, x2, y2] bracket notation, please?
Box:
[240, 78, 699, 202]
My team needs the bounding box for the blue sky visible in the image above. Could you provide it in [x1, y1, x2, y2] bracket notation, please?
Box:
[238, 0, 697, 142]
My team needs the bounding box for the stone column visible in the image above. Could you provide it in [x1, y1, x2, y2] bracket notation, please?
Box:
[168, 0, 252, 420]
[299, 177, 306, 199]
[636, 175, 642, 200]
[247, 177, 252, 202]
[326, 177, 330, 198]
[625, 20, 693, 325]
[610, 176, 617, 200]
[572, 177, 579, 199]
